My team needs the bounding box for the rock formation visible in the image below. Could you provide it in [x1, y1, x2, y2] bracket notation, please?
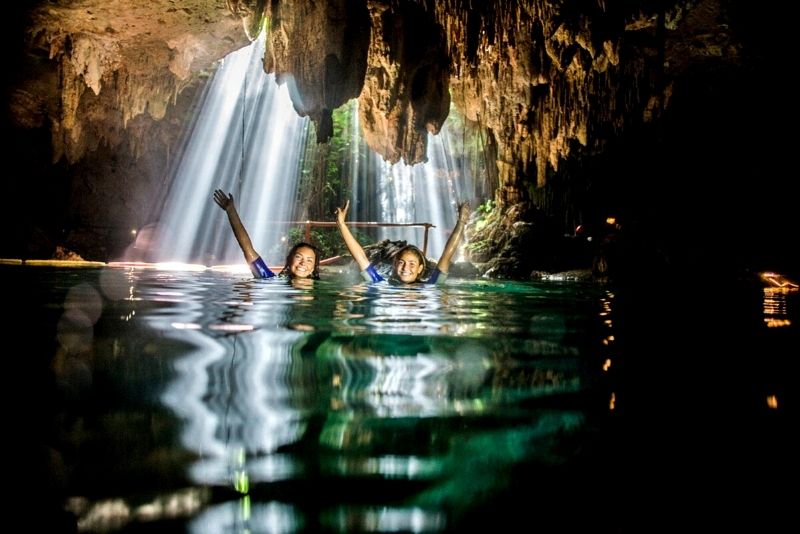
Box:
[3, 1, 795, 278]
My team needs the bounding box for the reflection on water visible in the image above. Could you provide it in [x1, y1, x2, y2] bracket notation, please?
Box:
[161, 329, 307, 485]
[5, 265, 793, 531]
[190, 500, 302, 534]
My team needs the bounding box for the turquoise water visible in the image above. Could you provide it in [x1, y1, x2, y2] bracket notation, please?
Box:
[5, 265, 793, 531]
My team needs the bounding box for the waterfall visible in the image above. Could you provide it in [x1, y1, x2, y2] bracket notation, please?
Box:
[145, 35, 311, 266]
[371, 118, 478, 260]
[140, 35, 486, 267]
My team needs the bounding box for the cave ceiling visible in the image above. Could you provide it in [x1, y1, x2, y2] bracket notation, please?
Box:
[9, 0, 743, 207]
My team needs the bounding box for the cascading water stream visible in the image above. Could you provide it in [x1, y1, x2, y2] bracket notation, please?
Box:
[142, 36, 486, 267]
[146, 35, 311, 266]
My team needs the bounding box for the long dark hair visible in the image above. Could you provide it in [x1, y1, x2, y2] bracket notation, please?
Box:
[279, 242, 321, 279]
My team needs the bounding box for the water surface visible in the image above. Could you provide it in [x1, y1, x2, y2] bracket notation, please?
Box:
[5, 264, 792, 531]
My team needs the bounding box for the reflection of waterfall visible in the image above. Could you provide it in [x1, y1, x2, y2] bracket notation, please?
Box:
[161, 327, 306, 485]
[189, 501, 444, 533]
[190, 501, 302, 534]
[318, 334, 490, 418]
[146, 34, 311, 265]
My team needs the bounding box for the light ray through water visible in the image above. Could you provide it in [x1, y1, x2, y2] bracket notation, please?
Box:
[142, 35, 485, 267]
[147, 35, 311, 266]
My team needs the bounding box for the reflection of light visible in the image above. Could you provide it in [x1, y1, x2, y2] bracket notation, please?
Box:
[131, 229, 138, 236]
[208, 324, 255, 332]
[190, 501, 301, 534]
[327, 340, 492, 417]
[759, 272, 799, 289]
[333, 455, 441, 479]
[233, 470, 249, 494]
[763, 285, 795, 327]
[606, 217, 616, 225]
[609, 392, 616, 410]
[766, 395, 778, 409]
[154, 291, 186, 303]
[108, 261, 208, 271]
[161, 329, 306, 488]
[238, 496, 251, 522]
[108, 261, 152, 268]
[155, 262, 207, 272]
[172, 322, 202, 330]
[208, 264, 251, 274]
[66, 488, 209, 532]
[765, 319, 791, 328]
[602, 359, 611, 371]
[328, 506, 445, 532]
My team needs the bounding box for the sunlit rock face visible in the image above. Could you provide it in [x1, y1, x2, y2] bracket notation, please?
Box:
[9, 0, 700, 187]
[357, 1, 451, 165]
[15, 0, 248, 164]
[245, 0, 673, 199]
[439, 0, 633, 203]
[8, 0, 788, 277]
[4, 1, 251, 259]
[258, 0, 371, 143]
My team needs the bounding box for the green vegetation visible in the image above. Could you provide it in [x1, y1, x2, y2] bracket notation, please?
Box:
[296, 101, 358, 223]
[290, 98, 498, 261]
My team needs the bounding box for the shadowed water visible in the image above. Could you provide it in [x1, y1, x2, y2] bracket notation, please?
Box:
[5, 264, 793, 532]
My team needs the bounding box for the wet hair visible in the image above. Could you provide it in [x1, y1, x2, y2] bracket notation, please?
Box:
[279, 242, 321, 280]
[391, 245, 427, 281]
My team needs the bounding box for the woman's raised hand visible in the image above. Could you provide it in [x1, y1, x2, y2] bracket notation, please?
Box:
[335, 199, 350, 224]
[213, 189, 234, 211]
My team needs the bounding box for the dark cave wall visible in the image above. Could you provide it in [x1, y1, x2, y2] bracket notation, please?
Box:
[3, 77, 211, 261]
[527, 55, 800, 279]
[2, 0, 797, 279]
[464, 0, 800, 279]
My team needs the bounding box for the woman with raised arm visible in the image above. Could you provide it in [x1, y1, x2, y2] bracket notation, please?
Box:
[213, 189, 320, 280]
[335, 199, 470, 284]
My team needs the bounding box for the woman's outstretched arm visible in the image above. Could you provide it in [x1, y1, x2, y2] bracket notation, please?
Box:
[435, 201, 470, 274]
[335, 199, 371, 271]
[213, 189, 260, 264]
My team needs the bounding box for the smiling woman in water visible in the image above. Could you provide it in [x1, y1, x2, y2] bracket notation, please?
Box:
[213, 189, 320, 280]
[335, 198, 470, 285]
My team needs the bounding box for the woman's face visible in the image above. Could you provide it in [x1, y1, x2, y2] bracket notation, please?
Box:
[393, 250, 424, 283]
[289, 246, 316, 278]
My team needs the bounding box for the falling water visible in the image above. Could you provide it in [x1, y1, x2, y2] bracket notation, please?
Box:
[339, 102, 484, 261]
[142, 34, 485, 267]
[146, 35, 311, 266]
[371, 117, 479, 260]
